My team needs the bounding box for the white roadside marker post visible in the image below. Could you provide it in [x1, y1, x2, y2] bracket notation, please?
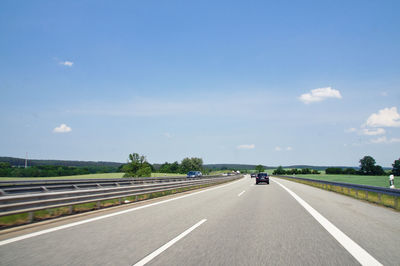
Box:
[389, 174, 395, 189]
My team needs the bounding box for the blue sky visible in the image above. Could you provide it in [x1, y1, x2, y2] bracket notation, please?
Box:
[1, 0, 399, 167]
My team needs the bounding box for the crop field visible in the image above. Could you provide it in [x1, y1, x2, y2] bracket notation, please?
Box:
[283, 174, 392, 188]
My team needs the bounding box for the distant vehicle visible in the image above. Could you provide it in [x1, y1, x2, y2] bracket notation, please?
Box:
[250, 173, 257, 178]
[256, 173, 269, 184]
[187, 171, 202, 178]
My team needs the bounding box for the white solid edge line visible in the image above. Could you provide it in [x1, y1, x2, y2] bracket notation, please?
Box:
[133, 219, 207, 266]
[271, 178, 382, 266]
[0, 179, 243, 247]
[238, 190, 245, 197]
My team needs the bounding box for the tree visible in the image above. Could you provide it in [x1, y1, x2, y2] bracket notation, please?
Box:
[374, 165, 385, 176]
[289, 168, 299, 175]
[136, 165, 152, 177]
[123, 153, 152, 177]
[359, 156, 376, 175]
[301, 168, 311, 175]
[0, 162, 12, 177]
[255, 165, 265, 173]
[159, 162, 171, 173]
[343, 168, 356, 175]
[273, 166, 286, 175]
[169, 161, 180, 173]
[392, 158, 400, 176]
[180, 157, 203, 173]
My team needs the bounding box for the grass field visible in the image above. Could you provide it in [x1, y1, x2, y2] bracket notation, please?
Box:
[284, 174, 392, 188]
[0, 172, 186, 181]
[151, 173, 186, 177]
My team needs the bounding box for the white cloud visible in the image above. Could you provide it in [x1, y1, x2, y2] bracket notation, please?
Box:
[370, 136, 400, 144]
[365, 107, 400, 127]
[299, 87, 342, 104]
[370, 136, 387, 143]
[361, 128, 386, 136]
[60, 61, 74, 67]
[345, 128, 357, 133]
[275, 146, 292, 151]
[53, 124, 72, 133]
[237, 144, 255, 150]
[163, 132, 172, 138]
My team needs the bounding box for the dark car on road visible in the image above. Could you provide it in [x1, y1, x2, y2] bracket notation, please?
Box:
[256, 173, 269, 184]
[250, 173, 257, 178]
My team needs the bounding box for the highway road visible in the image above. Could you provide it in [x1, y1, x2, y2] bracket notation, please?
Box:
[0, 176, 399, 265]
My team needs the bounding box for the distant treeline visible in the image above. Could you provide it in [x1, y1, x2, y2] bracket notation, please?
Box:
[156, 158, 207, 174]
[273, 166, 321, 175]
[0, 162, 121, 177]
[325, 156, 394, 176]
[325, 167, 387, 176]
[203, 164, 270, 171]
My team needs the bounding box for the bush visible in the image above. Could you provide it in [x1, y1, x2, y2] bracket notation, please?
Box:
[273, 166, 286, 175]
[136, 166, 152, 177]
[325, 168, 343, 174]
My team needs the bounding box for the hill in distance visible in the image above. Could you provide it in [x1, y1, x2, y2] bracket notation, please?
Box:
[0, 157, 124, 168]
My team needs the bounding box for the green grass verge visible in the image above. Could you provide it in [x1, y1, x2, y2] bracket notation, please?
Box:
[290, 174, 392, 188]
[151, 173, 186, 177]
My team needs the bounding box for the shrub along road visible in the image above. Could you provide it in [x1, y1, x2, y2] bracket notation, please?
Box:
[0, 176, 398, 265]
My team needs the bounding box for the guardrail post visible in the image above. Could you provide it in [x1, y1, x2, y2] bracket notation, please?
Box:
[355, 190, 358, 198]
[347, 187, 350, 195]
[27, 212, 34, 223]
[96, 201, 101, 209]
[68, 205, 74, 214]
[365, 191, 368, 200]
[378, 193, 382, 203]
[395, 197, 399, 209]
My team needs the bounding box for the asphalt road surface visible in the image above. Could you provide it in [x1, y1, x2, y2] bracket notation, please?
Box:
[0, 176, 399, 265]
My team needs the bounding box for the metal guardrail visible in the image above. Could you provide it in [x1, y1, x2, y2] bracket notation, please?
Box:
[274, 175, 400, 210]
[0, 175, 226, 195]
[0, 176, 241, 220]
